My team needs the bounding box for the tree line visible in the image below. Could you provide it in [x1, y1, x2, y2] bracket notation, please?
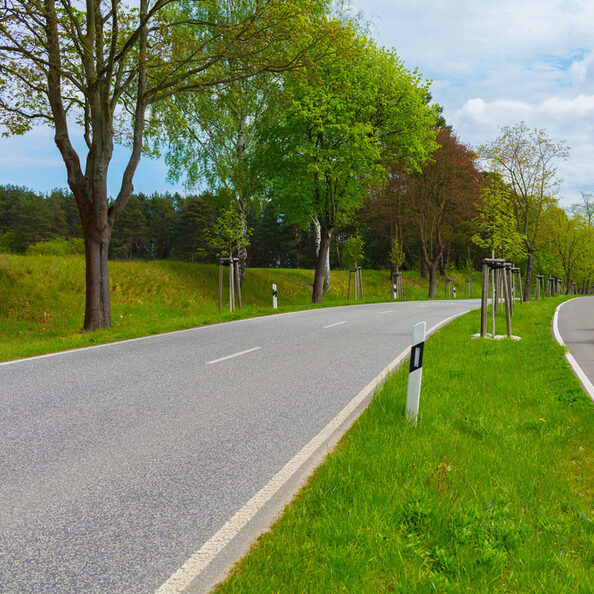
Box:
[1, 2, 592, 330]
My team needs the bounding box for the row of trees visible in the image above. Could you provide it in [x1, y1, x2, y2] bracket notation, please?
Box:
[0, 185, 320, 267]
[1, 2, 591, 329]
[3, 126, 591, 295]
[0, 0, 440, 327]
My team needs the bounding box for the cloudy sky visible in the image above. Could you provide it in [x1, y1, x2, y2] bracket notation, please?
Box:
[1, 0, 592, 207]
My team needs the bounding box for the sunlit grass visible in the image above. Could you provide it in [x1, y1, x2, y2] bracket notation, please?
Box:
[0, 254, 473, 361]
[217, 298, 593, 592]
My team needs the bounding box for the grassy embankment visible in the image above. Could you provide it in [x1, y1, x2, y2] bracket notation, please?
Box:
[217, 298, 593, 592]
[0, 254, 471, 362]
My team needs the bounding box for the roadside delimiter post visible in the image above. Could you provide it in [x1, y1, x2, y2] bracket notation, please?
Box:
[272, 283, 278, 309]
[406, 321, 426, 424]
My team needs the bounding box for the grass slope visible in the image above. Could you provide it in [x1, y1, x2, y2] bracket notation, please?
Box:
[217, 299, 593, 593]
[0, 254, 471, 361]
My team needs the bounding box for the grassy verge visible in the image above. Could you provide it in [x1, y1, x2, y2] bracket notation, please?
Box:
[217, 298, 593, 592]
[0, 254, 472, 361]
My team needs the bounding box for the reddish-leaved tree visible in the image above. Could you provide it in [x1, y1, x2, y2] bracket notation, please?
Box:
[405, 129, 480, 297]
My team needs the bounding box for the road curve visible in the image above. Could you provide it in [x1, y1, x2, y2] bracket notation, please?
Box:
[0, 299, 480, 593]
[555, 296, 594, 400]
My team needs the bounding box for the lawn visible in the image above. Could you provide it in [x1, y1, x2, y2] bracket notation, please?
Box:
[217, 298, 593, 592]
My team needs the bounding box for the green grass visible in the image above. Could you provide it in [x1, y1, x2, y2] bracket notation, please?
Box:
[0, 254, 473, 361]
[217, 299, 593, 593]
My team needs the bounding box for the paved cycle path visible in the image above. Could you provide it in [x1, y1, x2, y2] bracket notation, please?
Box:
[0, 299, 480, 593]
[556, 296, 594, 400]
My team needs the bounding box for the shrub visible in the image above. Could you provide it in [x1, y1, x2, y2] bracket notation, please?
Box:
[0, 231, 25, 254]
[25, 237, 85, 256]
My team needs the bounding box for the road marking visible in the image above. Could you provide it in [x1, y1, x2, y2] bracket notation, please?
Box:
[0, 299, 482, 367]
[553, 299, 594, 401]
[322, 321, 347, 329]
[206, 347, 261, 365]
[379, 310, 395, 314]
[155, 308, 473, 593]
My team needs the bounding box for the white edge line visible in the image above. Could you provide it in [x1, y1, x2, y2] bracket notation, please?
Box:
[322, 320, 347, 329]
[552, 298, 594, 402]
[206, 347, 261, 365]
[154, 307, 472, 594]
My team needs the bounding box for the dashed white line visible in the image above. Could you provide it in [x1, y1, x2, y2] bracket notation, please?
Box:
[206, 347, 261, 365]
[379, 310, 395, 314]
[322, 321, 347, 329]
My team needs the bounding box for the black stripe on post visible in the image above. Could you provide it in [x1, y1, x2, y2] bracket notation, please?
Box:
[409, 341, 424, 373]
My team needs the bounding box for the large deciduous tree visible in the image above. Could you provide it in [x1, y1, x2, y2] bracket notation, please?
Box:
[0, 0, 326, 330]
[539, 206, 584, 291]
[149, 72, 283, 283]
[260, 29, 437, 302]
[406, 129, 480, 297]
[478, 122, 569, 301]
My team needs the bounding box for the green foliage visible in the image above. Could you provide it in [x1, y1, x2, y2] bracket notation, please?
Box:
[0, 231, 25, 254]
[260, 28, 437, 231]
[478, 122, 569, 251]
[210, 206, 252, 258]
[461, 254, 475, 280]
[25, 237, 84, 256]
[388, 233, 405, 272]
[472, 179, 527, 260]
[342, 235, 364, 268]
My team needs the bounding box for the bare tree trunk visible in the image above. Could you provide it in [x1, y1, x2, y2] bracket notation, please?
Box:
[237, 209, 248, 285]
[82, 216, 113, 330]
[419, 259, 426, 280]
[313, 227, 332, 303]
[336, 240, 342, 270]
[312, 216, 330, 294]
[428, 261, 438, 298]
[323, 241, 330, 293]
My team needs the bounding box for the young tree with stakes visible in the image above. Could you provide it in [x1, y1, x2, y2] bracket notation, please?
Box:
[478, 122, 569, 302]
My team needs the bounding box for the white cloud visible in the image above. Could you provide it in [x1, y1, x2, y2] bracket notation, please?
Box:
[569, 50, 594, 90]
[353, 0, 594, 205]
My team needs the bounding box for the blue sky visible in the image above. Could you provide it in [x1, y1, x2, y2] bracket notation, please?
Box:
[1, 0, 593, 206]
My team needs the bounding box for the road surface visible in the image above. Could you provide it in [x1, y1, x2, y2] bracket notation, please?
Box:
[555, 296, 594, 400]
[1, 299, 480, 593]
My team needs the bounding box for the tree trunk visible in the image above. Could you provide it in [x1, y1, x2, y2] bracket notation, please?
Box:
[420, 259, 428, 280]
[428, 261, 438, 298]
[237, 201, 249, 284]
[523, 250, 534, 302]
[83, 221, 113, 331]
[238, 243, 248, 285]
[312, 216, 331, 294]
[335, 240, 342, 270]
[312, 227, 332, 303]
[323, 241, 330, 293]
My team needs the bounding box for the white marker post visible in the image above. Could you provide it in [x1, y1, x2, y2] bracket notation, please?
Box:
[272, 283, 278, 309]
[406, 321, 426, 424]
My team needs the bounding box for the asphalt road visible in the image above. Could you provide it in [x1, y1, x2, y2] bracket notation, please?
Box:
[1, 299, 480, 593]
[556, 296, 594, 395]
